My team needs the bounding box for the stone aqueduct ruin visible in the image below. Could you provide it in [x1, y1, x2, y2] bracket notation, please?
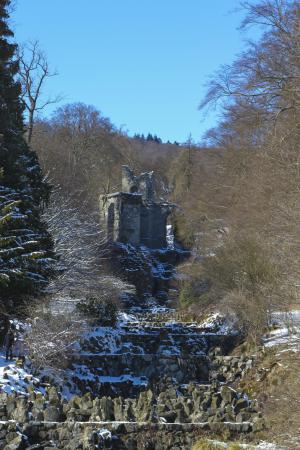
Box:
[100, 166, 173, 249]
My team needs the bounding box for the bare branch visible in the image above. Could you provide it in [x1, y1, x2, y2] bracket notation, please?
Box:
[17, 40, 63, 143]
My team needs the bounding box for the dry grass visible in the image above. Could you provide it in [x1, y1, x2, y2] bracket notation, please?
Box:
[192, 440, 245, 450]
[237, 347, 300, 449]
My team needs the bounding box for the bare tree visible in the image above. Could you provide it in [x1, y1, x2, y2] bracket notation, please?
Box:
[18, 40, 62, 143]
[199, 0, 300, 135]
[42, 188, 132, 303]
[24, 305, 85, 371]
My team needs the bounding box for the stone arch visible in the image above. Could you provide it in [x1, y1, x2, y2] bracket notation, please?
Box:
[107, 203, 115, 240]
[129, 185, 138, 193]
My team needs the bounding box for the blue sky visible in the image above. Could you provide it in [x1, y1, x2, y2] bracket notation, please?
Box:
[12, 0, 255, 143]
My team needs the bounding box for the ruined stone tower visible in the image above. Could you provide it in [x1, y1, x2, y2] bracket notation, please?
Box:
[100, 166, 172, 248]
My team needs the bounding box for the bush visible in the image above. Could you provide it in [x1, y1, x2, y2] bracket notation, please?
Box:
[192, 440, 219, 450]
[192, 441, 244, 450]
[77, 296, 118, 326]
[179, 277, 210, 308]
[171, 210, 195, 248]
[179, 234, 287, 341]
[25, 307, 83, 371]
[202, 235, 279, 295]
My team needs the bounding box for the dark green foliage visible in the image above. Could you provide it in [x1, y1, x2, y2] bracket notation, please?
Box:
[0, 0, 54, 303]
[77, 296, 118, 326]
[133, 133, 162, 143]
[0, 184, 54, 295]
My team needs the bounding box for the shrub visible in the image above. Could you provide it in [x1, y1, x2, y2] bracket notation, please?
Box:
[192, 441, 244, 450]
[171, 209, 195, 248]
[202, 235, 279, 295]
[179, 233, 287, 341]
[25, 307, 83, 371]
[202, 234, 284, 341]
[77, 295, 118, 326]
[192, 440, 220, 450]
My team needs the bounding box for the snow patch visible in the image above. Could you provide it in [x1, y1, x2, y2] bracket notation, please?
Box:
[263, 310, 300, 350]
[0, 352, 43, 396]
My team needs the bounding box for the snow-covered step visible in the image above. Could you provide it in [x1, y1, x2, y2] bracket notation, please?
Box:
[71, 353, 210, 383]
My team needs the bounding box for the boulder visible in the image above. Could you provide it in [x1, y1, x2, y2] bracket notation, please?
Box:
[43, 406, 62, 422]
[234, 398, 249, 414]
[135, 390, 154, 421]
[6, 395, 16, 418]
[124, 399, 135, 421]
[159, 410, 176, 423]
[252, 416, 265, 432]
[4, 434, 25, 450]
[113, 397, 124, 421]
[12, 397, 28, 423]
[210, 393, 222, 410]
[220, 385, 236, 404]
[81, 393, 93, 411]
[99, 397, 114, 421]
[48, 387, 60, 406]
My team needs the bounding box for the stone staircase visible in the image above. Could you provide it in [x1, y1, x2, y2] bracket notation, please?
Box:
[0, 304, 261, 449]
[64, 306, 240, 400]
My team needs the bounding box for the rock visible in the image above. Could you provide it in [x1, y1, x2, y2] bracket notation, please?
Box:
[156, 404, 168, 415]
[31, 394, 45, 421]
[81, 393, 93, 411]
[236, 411, 252, 422]
[124, 399, 135, 421]
[99, 397, 114, 421]
[210, 393, 222, 410]
[6, 395, 16, 418]
[4, 434, 25, 450]
[234, 398, 249, 414]
[159, 410, 176, 423]
[201, 396, 211, 411]
[68, 395, 81, 410]
[113, 397, 124, 421]
[48, 387, 60, 406]
[21, 424, 40, 440]
[12, 397, 28, 423]
[43, 406, 62, 422]
[220, 385, 236, 404]
[252, 416, 265, 432]
[135, 390, 154, 421]
[228, 421, 252, 432]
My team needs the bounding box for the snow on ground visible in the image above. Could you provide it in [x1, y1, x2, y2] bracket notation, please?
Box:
[0, 352, 43, 395]
[166, 224, 174, 249]
[98, 375, 148, 385]
[205, 440, 285, 449]
[263, 310, 300, 351]
[70, 363, 148, 386]
[189, 312, 238, 335]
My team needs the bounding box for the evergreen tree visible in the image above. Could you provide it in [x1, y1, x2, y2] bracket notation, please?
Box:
[146, 133, 153, 141]
[0, 0, 54, 304]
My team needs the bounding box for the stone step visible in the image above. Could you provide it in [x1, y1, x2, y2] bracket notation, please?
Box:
[81, 337, 208, 356]
[119, 326, 219, 335]
[72, 353, 210, 383]
[81, 331, 237, 356]
[0, 419, 254, 450]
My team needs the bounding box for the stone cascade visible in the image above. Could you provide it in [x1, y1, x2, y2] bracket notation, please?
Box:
[66, 312, 240, 398]
[0, 421, 256, 450]
[0, 380, 264, 450]
[0, 309, 261, 449]
[0, 239, 262, 449]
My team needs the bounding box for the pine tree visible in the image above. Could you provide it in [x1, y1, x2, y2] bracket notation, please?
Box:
[0, 0, 54, 304]
[146, 133, 153, 141]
